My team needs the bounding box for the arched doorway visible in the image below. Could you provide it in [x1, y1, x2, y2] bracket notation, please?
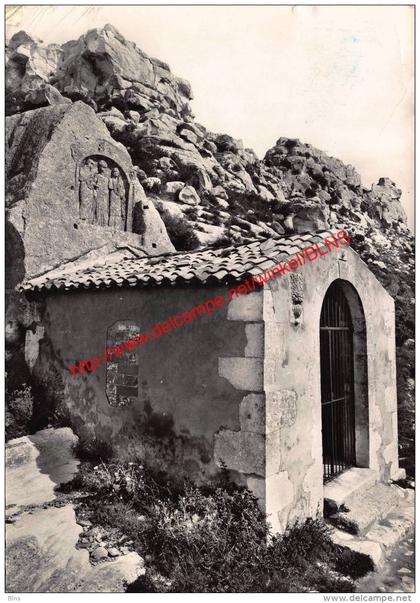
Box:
[320, 281, 357, 482]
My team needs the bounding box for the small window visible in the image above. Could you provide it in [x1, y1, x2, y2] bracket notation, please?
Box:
[105, 321, 139, 407]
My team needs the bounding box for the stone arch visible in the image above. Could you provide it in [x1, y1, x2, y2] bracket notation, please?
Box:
[319, 278, 369, 479]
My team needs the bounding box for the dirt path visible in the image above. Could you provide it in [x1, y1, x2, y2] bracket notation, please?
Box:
[356, 530, 415, 593]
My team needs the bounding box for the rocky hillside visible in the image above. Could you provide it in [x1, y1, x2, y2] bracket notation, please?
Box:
[6, 24, 414, 473]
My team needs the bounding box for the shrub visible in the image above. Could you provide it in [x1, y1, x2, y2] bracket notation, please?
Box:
[333, 545, 373, 579]
[268, 519, 334, 568]
[184, 206, 198, 220]
[225, 191, 286, 225]
[199, 195, 210, 207]
[231, 216, 245, 228]
[160, 211, 200, 251]
[211, 235, 232, 248]
[50, 399, 74, 430]
[208, 213, 223, 226]
[74, 460, 371, 593]
[6, 384, 34, 440]
[75, 437, 114, 464]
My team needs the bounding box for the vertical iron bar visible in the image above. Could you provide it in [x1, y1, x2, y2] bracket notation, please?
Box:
[320, 282, 356, 482]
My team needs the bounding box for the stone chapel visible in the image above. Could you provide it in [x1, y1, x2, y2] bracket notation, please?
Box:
[7, 101, 404, 534]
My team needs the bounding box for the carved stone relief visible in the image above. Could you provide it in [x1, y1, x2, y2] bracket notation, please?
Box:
[78, 155, 128, 230]
[290, 272, 304, 326]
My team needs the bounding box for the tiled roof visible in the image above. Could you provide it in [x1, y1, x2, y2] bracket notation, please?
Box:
[20, 229, 345, 293]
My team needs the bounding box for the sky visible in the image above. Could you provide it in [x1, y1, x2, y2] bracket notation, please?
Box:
[6, 5, 414, 226]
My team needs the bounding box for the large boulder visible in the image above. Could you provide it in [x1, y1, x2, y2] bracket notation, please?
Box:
[179, 185, 200, 206]
[6, 426, 146, 593]
[6, 428, 79, 516]
[6, 506, 146, 592]
[6, 24, 193, 119]
[288, 197, 330, 233]
[264, 137, 363, 196]
[6, 31, 63, 114]
[6, 101, 173, 282]
[367, 177, 407, 225]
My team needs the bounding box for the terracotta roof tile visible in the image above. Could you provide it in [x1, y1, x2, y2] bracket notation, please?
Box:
[20, 229, 346, 293]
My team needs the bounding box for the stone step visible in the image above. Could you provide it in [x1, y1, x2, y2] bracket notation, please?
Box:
[324, 468, 378, 514]
[328, 481, 411, 536]
[331, 486, 414, 569]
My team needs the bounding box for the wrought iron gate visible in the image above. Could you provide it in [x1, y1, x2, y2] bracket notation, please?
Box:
[320, 282, 356, 482]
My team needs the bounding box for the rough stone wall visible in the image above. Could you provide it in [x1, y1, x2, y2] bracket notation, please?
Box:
[213, 291, 266, 496]
[31, 285, 254, 483]
[261, 245, 400, 533]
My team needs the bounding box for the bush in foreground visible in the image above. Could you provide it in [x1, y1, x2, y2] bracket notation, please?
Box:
[6, 384, 34, 440]
[70, 460, 373, 593]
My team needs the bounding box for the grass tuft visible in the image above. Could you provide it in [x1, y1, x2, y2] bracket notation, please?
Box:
[68, 459, 372, 593]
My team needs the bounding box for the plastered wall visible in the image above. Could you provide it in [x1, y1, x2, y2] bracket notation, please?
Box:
[35, 284, 258, 483]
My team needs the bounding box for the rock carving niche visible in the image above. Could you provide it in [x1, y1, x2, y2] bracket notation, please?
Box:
[78, 155, 129, 231]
